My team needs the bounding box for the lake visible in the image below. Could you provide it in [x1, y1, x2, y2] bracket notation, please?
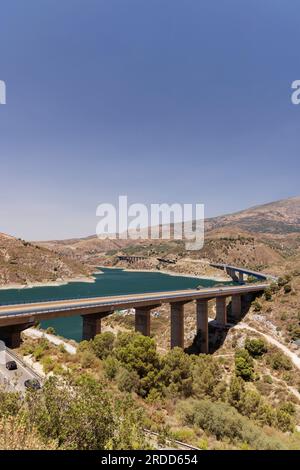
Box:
[0, 267, 231, 342]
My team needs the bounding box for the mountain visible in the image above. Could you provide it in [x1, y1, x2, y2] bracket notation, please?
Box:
[0, 232, 92, 287]
[205, 196, 300, 234]
[37, 196, 300, 272]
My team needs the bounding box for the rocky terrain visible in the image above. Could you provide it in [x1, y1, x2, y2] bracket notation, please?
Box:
[0, 232, 92, 287]
[36, 196, 300, 276]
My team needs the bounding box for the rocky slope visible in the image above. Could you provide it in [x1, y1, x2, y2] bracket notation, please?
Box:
[0, 233, 92, 287]
[38, 196, 300, 274]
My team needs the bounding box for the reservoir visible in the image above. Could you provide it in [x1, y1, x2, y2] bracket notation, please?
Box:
[0, 267, 231, 342]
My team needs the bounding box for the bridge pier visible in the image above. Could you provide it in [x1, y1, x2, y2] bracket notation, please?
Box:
[215, 297, 227, 325]
[170, 302, 185, 349]
[135, 307, 151, 336]
[196, 299, 209, 353]
[226, 268, 239, 283]
[0, 323, 34, 349]
[238, 272, 244, 284]
[81, 312, 111, 341]
[231, 294, 242, 321]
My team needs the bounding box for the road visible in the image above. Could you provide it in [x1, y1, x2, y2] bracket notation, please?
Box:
[0, 283, 269, 327]
[0, 348, 42, 393]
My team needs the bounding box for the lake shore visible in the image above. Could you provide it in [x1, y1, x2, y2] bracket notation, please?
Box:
[100, 265, 230, 282]
[0, 275, 97, 291]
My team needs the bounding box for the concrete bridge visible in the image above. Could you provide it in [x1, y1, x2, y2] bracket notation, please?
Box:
[117, 255, 146, 263]
[210, 263, 277, 284]
[0, 283, 268, 352]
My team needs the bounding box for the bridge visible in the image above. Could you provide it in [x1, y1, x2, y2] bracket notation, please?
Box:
[210, 263, 277, 284]
[0, 283, 268, 352]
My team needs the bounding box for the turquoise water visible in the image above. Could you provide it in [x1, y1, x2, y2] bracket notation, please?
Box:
[0, 267, 232, 342]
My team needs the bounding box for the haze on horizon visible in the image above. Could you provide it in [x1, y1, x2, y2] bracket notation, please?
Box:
[1, 0, 300, 241]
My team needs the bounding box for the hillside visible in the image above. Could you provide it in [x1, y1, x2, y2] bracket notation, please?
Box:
[38, 196, 300, 275]
[205, 196, 300, 234]
[0, 233, 92, 287]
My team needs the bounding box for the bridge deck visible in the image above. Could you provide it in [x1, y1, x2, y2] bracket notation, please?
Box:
[0, 283, 268, 327]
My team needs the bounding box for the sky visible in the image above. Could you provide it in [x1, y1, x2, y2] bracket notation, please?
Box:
[0, 0, 300, 240]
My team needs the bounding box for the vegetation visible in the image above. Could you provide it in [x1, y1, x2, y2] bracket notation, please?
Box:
[8, 329, 300, 450]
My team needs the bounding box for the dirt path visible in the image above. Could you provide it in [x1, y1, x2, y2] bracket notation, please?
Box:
[23, 328, 77, 355]
[234, 322, 300, 370]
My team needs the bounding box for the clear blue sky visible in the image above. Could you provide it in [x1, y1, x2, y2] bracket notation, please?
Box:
[0, 0, 299, 240]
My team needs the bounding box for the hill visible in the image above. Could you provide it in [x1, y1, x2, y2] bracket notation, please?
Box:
[0, 232, 92, 287]
[37, 196, 300, 275]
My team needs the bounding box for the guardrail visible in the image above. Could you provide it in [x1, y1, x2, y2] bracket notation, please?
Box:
[6, 348, 44, 382]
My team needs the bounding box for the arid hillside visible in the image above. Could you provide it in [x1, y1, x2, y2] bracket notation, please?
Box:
[37, 196, 300, 275]
[0, 233, 92, 287]
[205, 196, 300, 234]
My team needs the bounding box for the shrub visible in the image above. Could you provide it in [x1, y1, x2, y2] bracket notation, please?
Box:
[41, 356, 55, 373]
[103, 356, 120, 380]
[245, 338, 267, 357]
[284, 284, 292, 294]
[159, 348, 193, 398]
[235, 349, 254, 381]
[91, 332, 115, 359]
[192, 355, 226, 400]
[116, 367, 140, 393]
[178, 399, 283, 450]
[264, 288, 272, 301]
[46, 327, 56, 335]
[25, 377, 147, 449]
[278, 275, 291, 288]
[268, 352, 292, 371]
[252, 299, 262, 312]
[80, 351, 97, 368]
[115, 332, 160, 396]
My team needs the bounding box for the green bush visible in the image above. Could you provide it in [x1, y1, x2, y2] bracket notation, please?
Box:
[24, 377, 147, 450]
[115, 332, 160, 396]
[79, 351, 97, 368]
[235, 349, 254, 381]
[46, 327, 56, 335]
[178, 399, 283, 450]
[245, 338, 267, 357]
[284, 284, 292, 294]
[159, 348, 193, 398]
[192, 355, 226, 400]
[103, 356, 120, 380]
[91, 332, 115, 359]
[116, 367, 140, 393]
[268, 352, 292, 371]
[252, 299, 262, 312]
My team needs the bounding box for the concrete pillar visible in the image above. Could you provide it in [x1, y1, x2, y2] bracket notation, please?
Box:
[0, 323, 34, 349]
[81, 312, 110, 341]
[196, 299, 209, 354]
[135, 307, 151, 336]
[215, 297, 227, 325]
[238, 272, 244, 284]
[170, 302, 185, 349]
[231, 294, 242, 320]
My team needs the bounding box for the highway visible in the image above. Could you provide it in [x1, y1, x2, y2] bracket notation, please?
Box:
[0, 348, 42, 393]
[0, 283, 269, 327]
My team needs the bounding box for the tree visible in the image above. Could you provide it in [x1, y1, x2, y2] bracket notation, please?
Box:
[91, 332, 115, 359]
[245, 338, 267, 357]
[228, 375, 245, 409]
[235, 349, 254, 381]
[159, 347, 193, 398]
[115, 332, 160, 396]
[192, 355, 226, 400]
[25, 376, 147, 449]
[116, 367, 140, 393]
